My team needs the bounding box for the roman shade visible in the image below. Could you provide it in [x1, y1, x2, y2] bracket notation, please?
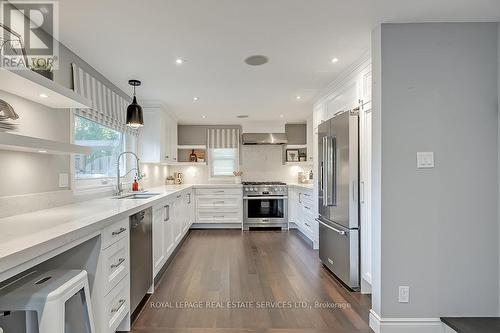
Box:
[72, 63, 138, 136]
[207, 128, 240, 149]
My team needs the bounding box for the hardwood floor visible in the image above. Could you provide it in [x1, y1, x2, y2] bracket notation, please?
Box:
[132, 230, 372, 333]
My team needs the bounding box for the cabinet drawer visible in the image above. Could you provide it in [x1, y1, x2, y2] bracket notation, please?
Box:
[103, 276, 129, 333]
[101, 218, 129, 249]
[197, 210, 241, 223]
[300, 191, 313, 204]
[101, 237, 129, 295]
[196, 196, 242, 210]
[196, 188, 242, 196]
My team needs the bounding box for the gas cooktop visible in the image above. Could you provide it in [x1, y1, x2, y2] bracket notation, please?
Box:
[242, 181, 286, 186]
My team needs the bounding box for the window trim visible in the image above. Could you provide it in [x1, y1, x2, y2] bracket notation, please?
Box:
[208, 147, 240, 180]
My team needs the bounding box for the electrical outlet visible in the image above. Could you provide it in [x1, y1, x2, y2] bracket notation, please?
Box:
[58, 173, 69, 188]
[417, 152, 434, 169]
[399, 286, 410, 303]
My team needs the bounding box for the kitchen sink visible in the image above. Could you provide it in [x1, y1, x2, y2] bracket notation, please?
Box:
[114, 193, 161, 199]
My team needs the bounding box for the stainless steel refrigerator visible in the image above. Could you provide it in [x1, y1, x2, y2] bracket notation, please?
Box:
[317, 109, 359, 290]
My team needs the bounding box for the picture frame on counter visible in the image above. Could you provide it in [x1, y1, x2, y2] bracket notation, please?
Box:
[286, 149, 299, 162]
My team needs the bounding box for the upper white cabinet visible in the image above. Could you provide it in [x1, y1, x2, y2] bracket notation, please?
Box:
[138, 105, 178, 164]
[306, 116, 313, 162]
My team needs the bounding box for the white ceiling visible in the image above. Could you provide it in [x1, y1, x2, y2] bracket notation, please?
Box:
[57, 0, 500, 124]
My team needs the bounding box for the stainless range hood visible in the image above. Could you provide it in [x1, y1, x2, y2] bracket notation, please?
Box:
[242, 133, 288, 145]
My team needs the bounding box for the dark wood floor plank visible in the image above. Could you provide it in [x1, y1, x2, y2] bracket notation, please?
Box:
[132, 230, 372, 333]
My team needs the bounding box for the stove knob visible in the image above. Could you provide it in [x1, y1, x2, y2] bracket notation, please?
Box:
[245, 188, 248, 192]
[274, 187, 278, 191]
[253, 187, 258, 192]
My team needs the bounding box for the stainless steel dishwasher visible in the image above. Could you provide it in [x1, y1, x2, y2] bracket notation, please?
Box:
[129, 208, 152, 313]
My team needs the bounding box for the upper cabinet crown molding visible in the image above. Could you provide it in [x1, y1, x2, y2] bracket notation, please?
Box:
[0, 68, 92, 109]
[314, 51, 371, 108]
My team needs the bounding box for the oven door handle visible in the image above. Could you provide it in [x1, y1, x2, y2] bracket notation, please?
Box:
[243, 196, 288, 200]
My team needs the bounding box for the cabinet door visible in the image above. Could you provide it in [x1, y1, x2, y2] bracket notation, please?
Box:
[307, 116, 313, 162]
[164, 200, 175, 256]
[152, 203, 166, 276]
[288, 188, 297, 223]
[174, 195, 183, 243]
[138, 109, 163, 163]
[164, 114, 178, 163]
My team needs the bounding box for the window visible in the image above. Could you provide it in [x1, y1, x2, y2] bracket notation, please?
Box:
[74, 115, 125, 180]
[209, 148, 238, 177]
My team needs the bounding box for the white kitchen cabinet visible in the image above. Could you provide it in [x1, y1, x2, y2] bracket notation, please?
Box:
[152, 202, 167, 276]
[288, 187, 298, 224]
[288, 187, 316, 245]
[195, 187, 243, 226]
[306, 116, 313, 162]
[138, 105, 178, 164]
[92, 218, 131, 333]
[163, 197, 175, 257]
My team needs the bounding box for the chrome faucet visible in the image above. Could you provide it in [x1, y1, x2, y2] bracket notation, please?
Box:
[116, 151, 143, 196]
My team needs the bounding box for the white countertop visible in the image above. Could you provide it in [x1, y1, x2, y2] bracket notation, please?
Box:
[287, 183, 314, 190]
[0, 183, 242, 280]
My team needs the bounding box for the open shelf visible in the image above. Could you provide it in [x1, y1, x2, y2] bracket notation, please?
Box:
[0, 67, 92, 109]
[177, 145, 206, 150]
[171, 162, 208, 166]
[0, 132, 91, 155]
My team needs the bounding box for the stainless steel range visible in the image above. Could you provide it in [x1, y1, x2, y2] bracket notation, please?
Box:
[243, 182, 288, 230]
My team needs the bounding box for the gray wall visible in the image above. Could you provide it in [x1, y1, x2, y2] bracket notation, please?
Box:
[0, 90, 70, 196]
[178, 125, 241, 145]
[372, 22, 499, 318]
[285, 124, 306, 145]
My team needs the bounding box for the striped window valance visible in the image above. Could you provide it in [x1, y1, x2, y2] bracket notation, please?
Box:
[72, 63, 138, 136]
[207, 128, 240, 149]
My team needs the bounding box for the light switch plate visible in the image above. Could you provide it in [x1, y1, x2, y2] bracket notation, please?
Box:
[399, 286, 410, 303]
[59, 173, 69, 188]
[417, 152, 434, 169]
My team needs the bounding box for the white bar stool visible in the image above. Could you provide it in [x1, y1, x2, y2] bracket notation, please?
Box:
[0, 270, 95, 333]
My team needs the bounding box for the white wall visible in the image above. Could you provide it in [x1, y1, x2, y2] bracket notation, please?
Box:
[168, 145, 312, 184]
[0, 90, 71, 197]
[372, 22, 499, 321]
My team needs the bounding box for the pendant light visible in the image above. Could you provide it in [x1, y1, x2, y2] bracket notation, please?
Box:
[126, 79, 143, 128]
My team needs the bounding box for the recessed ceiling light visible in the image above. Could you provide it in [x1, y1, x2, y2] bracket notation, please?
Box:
[39, 93, 48, 98]
[296, 95, 302, 100]
[175, 58, 184, 65]
[280, 114, 284, 118]
[331, 57, 339, 63]
[38, 150, 47, 153]
[193, 96, 199, 101]
[201, 115, 206, 119]
[244, 55, 269, 66]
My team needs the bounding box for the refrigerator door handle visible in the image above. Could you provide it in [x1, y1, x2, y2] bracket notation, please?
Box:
[325, 136, 336, 206]
[316, 218, 347, 236]
[322, 136, 328, 207]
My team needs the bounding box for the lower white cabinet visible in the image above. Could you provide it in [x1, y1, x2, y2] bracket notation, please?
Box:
[195, 187, 243, 226]
[288, 186, 317, 245]
[93, 218, 131, 333]
[152, 189, 193, 279]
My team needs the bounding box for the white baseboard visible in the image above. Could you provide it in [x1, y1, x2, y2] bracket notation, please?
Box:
[369, 310, 444, 333]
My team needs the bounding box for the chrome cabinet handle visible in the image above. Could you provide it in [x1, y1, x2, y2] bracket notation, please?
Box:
[304, 206, 311, 210]
[214, 200, 225, 204]
[111, 299, 126, 313]
[164, 205, 170, 221]
[112, 227, 126, 236]
[299, 193, 302, 203]
[305, 222, 311, 227]
[316, 219, 347, 236]
[214, 215, 225, 218]
[177, 195, 182, 199]
[187, 193, 191, 204]
[111, 258, 125, 269]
